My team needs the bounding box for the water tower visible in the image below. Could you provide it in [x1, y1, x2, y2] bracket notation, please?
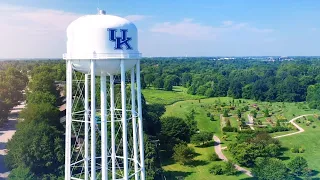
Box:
[63, 10, 145, 180]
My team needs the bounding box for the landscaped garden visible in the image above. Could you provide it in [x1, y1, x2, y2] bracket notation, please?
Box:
[143, 86, 320, 179]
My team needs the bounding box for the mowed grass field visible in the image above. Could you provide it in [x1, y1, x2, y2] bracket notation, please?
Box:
[142, 86, 204, 105]
[142, 87, 320, 179]
[278, 117, 320, 176]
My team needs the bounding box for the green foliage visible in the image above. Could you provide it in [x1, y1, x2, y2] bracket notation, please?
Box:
[185, 109, 198, 135]
[5, 121, 64, 176]
[8, 166, 36, 180]
[0, 66, 28, 123]
[26, 91, 57, 106]
[209, 162, 236, 176]
[222, 126, 238, 132]
[252, 158, 289, 180]
[291, 146, 305, 153]
[191, 132, 213, 145]
[208, 153, 220, 161]
[173, 143, 196, 165]
[209, 164, 224, 175]
[288, 156, 308, 176]
[160, 117, 191, 154]
[264, 109, 270, 117]
[222, 109, 229, 117]
[237, 109, 241, 118]
[230, 132, 281, 167]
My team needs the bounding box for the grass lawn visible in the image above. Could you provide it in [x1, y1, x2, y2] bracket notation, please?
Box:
[142, 86, 205, 105]
[142, 87, 320, 179]
[163, 143, 249, 180]
[278, 117, 320, 177]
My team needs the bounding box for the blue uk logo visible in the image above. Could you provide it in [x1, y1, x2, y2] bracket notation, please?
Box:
[108, 28, 133, 50]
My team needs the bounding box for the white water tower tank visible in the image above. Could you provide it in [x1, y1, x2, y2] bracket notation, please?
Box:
[64, 10, 141, 75]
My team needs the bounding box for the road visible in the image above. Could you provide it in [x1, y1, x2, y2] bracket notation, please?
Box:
[213, 135, 253, 177]
[0, 102, 25, 179]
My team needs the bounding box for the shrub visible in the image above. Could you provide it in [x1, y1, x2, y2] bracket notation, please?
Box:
[209, 162, 236, 176]
[312, 125, 316, 128]
[224, 161, 237, 175]
[291, 146, 299, 153]
[222, 126, 238, 132]
[209, 164, 224, 175]
[299, 147, 305, 153]
[291, 146, 305, 153]
[209, 153, 220, 161]
[206, 112, 211, 117]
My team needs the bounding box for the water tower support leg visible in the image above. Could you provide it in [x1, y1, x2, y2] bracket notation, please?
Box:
[121, 60, 129, 180]
[136, 60, 146, 180]
[101, 75, 108, 180]
[131, 68, 139, 180]
[84, 74, 89, 180]
[65, 60, 72, 180]
[110, 75, 116, 179]
[91, 60, 96, 179]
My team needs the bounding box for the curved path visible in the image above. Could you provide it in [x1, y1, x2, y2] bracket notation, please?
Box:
[213, 114, 314, 178]
[213, 135, 253, 177]
[0, 102, 25, 179]
[273, 114, 313, 139]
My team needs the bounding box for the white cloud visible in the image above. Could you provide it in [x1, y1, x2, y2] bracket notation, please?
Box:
[150, 19, 274, 40]
[0, 4, 149, 58]
[311, 28, 317, 32]
[124, 15, 149, 22]
[222, 20, 234, 26]
[150, 19, 217, 40]
[0, 3, 81, 58]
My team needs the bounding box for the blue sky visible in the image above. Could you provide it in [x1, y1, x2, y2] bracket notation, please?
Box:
[0, 0, 319, 58]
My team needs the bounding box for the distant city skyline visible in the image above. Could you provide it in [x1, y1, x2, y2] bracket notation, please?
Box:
[0, 0, 320, 58]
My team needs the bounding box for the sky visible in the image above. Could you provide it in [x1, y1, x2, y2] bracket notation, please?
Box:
[0, 0, 320, 58]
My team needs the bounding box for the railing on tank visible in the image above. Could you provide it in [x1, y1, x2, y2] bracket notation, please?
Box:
[63, 53, 142, 59]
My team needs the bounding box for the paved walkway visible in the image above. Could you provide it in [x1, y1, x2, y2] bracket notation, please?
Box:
[0, 102, 25, 179]
[273, 114, 313, 139]
[213, 114, 315, 178]
[213, 135, 253, 177]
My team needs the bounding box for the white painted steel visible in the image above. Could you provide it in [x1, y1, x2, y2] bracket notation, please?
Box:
[101, 75, 108, 180]
[65, 14, 140, 75]
[136, 60, 145, 180]
[65, 60, 72, 180]
[90, 60, 96, 179]
[110, 75, 116, 179]
[84, 74, 89, 180]
[121, 60, 128, 179]
[131, 68, 139, 180]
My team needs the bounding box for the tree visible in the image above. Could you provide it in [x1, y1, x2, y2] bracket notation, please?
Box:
[264, 109, 270, 117]
[144, 74, 155, 87]
[288, 156, 308, 176]
[163, 79, 173, 91]
[160, 117, 191, 154]
[237, 109, 242, 119]
[5, 121, 64, 177]
[186, 110, 198, 135]
[173, 143, 196, 165]
[223, 109, 229, 117]
[252, 110, 257, 118]
[253, 158, 289, 180]
[8, 166, 35, 180]
[26, 91, 57, 106]
[152, 78, 164, 89]
[191, 132, 213, 145]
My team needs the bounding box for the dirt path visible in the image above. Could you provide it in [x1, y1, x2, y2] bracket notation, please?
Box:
[273, 114, 313, 139]
[213, 135, 253, 177]
[0, 102, 25, 179]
